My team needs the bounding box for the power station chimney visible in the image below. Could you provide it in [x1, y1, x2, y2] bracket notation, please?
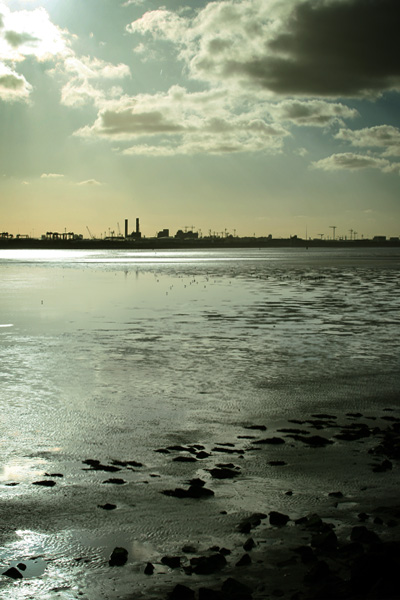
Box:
[125, 219, 128, 238]
[136, 218, 140, 234]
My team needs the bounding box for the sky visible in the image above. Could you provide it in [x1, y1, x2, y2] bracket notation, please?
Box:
[0, 0, 399, 239]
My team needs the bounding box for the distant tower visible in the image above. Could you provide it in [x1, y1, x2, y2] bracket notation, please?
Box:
[136, 218, 140, 235]
[125, 219, 128, 239]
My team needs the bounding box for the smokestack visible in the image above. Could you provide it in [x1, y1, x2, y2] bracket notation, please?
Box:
[136, 218, 140, 234]
[125, 219, 128, 238]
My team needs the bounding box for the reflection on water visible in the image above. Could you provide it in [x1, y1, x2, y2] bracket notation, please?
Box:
[0, 247, 399, 598]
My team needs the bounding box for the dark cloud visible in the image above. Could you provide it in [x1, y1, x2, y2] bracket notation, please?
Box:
[0, 73, 25, 90]
[223, 0, 400, 97]
[99, 109, 184, 135]
[5, 31, 40, 48]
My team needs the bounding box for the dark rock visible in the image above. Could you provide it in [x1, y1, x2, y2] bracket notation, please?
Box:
[311, 529, 338, 552]
[237, 513, 267, 533]
[358, 512, 369, 522]
[219, 547, 231, 556]
[208, 467, 239, 479]
[162, 482, 214, 499]
[269, 511, 290, 527]
[328, 491, 343, 498]
[350, 526, 381, 545]
[346, 412, 363, 418]
[161, 556, 181, 569]
[243, 537, 256, 551]
[155, 448, 170, 454]
[102, 478, 126, 485]
[32, 480, 56, 486]
[109, 547, 128, 566]
[82, 459, 121, 472]
[112, 459, 143, 467]
[285, 490, 293, 496]
[221, 577, 253, 599]
[173, 456, 197, 462]
[196, 451, 210, 459]
[244, 425, 267, 431]
[2, 567, 23, 579]
[268, 461, 286, 466]
[98, 503, 117, 510]
[16, 563, 26, 571]
[212, 447, 244, 454]
[45, 472, 64, 477]
[190, 554, 227, 574]
[188, 478, 205, 487]
[236, 553, 251, 567]
[168, 584, 195, 600]
[182, 545, 197, 554]
[4, 482, 19, 486]
[251, 437, 285, 445]
[144, 562, 154, 575]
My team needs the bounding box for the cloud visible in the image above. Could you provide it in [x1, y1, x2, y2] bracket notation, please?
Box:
[268, 100, 359, 126]
[41, 173, 64, 179]
[76, 85, 290, 155]
[311, 152, 400, 175]
[0, 4, 70, 62]
[0, 62, 31, 101]
[335, 125, 400, 157]
[77, 179, 102, 186]
[127, 0, 400, 98]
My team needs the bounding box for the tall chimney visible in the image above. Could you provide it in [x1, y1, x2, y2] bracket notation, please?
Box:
[125, 219, 128, 238]
[136, 218, 140, 234]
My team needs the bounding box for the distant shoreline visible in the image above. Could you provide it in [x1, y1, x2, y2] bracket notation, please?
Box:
[1, 237, 400, 250]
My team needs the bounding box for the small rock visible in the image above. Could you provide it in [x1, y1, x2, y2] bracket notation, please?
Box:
[144, 562, 154, 575]
[168, 584, 195, 600]
[236, 553, 251, 567]
[16, 563, 27, 571]
[237, 513, 267, 533]
[172, 456, 197, 462]
[98, 503, 117, 510]
[190, 554, 227, 574]
[102, 478, 126, 485]
[251, 437, 285, 445]
[208, 467, 239, 479]
[2, 567, 23, 579]
[161, 556, 181, 569]
[32, 480, 56, 487]
[243, 538, 256, 551]
[329, 491, 343, 498]
[221, 577, 253, 599]
[109, 547, 128, 566]
[269, 511, 290, 527]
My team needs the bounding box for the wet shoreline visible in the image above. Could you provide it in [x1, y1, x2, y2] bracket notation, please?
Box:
[1, 405, 399, 599]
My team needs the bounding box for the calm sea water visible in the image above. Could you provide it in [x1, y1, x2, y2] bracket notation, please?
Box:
[0, 247, 399, 598]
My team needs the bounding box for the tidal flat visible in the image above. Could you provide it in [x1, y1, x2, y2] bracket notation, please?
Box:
[0, 248, 399, 599]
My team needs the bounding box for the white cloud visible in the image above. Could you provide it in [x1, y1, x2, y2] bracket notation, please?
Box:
[77, 179, 102, 186]
[0, 61, 31, 101]
[41, 172, 64, 179]
[75, 85, 290, 155]
[0, 4, 70, 63]
[335, 125, 400, 157]
[311, 152, 400, 175]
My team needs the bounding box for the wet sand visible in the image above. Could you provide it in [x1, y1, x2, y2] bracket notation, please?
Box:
[1, 404, 399, 600]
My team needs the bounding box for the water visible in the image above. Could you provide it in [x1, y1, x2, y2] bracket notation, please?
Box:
[0, 247, 399, 598]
